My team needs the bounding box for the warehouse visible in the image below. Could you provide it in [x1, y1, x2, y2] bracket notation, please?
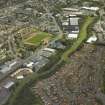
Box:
[3, 81, 15, 89]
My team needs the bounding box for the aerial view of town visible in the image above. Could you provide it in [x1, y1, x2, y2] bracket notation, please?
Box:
[0, 0, 105, 105]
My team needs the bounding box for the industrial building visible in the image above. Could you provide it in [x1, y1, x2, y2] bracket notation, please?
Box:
[80, 6, 99, 15]
[63, 7, 83, 16]
[11, 68, 33, 79]
[0, 59, 22, 74]
[62, 15, 80, 39]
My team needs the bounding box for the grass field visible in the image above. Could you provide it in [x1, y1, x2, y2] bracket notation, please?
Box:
[62, 16, 96, 61]
[24, 32, 53, 46]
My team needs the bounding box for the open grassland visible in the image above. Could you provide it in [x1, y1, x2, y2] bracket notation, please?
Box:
[24, 31, 53, 46]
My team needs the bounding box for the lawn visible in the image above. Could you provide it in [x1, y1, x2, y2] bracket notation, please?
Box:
[24, 32, 52, 46]
[62, 16, 96, 61]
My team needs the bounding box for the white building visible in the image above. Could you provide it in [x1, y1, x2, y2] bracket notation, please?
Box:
[9, 61, 17, 68]
[63, 7, 83, 16]
[67, 33, 78, 39]
[16, 75, 24, 80]
[66, 16, 79, 40]
[0, 67, 10, 74]
[86, 35, 97, 43]
[3, 81, 15, 89]
[26, 62, 34, 68]
[0, 59, 20, 74]
[63, 8, 79, 12]
[62, 21, 69, 26]
[81, 7, 99, 11]
[70, 17, 79, 26]
[43, 48, 56, 53]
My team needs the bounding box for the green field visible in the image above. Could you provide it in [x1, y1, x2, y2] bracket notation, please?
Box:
[62, 16, 96, 61]
[24, 32, 52, 46]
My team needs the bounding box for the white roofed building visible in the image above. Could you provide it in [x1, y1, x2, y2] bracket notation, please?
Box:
[81, 7, 99, 11]
[67, 33, 78, 39]
[86, 35, 97, 43]
[16, 75, 24, 80]
[69, 18, 79, 26]
[62, 21, 69, 26]
[3, 81, 14, 89]
[43, 48, 56, 53]
[62, 15, 80, 40]
[63, 8, 79, 12]
[63, 7, 83, 16]
[9, 61, 17, 68]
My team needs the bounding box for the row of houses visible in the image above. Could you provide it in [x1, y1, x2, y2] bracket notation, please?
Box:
[63, 6, 99, 16]
[0, 48, 57, 100]
[0, 47, 56, 86]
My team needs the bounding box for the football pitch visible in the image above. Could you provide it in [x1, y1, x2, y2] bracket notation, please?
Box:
[24, 31, 53, 46]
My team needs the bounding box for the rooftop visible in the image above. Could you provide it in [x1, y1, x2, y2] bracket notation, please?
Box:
[63, 8, 79, 11]
[69, 17, 79, 26]
[86, 35, 97, 43]
[81, 7, 99, 11]
[3, 81, 14, 89]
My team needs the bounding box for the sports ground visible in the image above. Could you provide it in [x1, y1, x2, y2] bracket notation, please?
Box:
[24, 31, 53, 46]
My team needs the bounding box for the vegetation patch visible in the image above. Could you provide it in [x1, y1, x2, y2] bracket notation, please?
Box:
[62, 16, 96, 61]
[10, 87, 43, 105]
[24, 32, 53, 46]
